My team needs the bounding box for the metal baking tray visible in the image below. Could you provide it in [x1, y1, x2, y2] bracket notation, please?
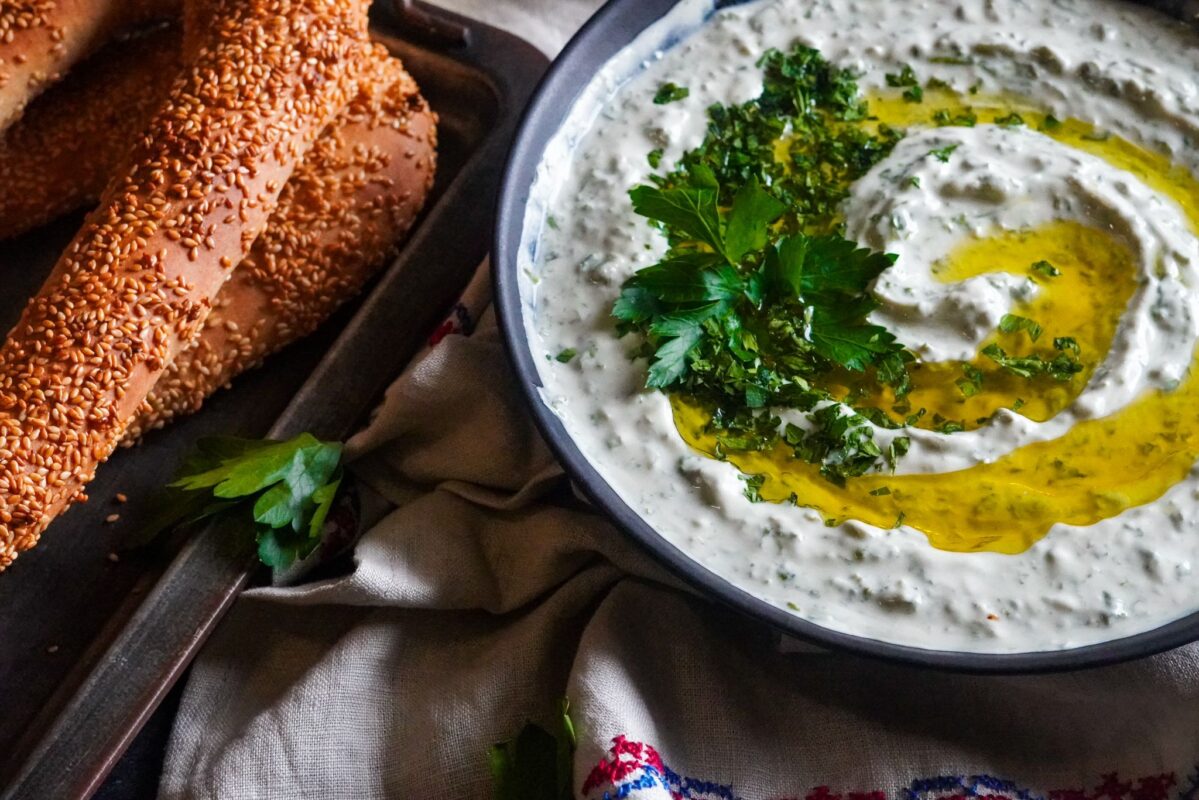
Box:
[0, 4, 547, 797]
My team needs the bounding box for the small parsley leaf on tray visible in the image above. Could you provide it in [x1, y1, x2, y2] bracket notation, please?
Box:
[142, 433, 344, 569]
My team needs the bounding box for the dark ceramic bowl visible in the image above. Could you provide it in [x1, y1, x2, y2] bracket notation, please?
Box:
[493, 0, 1199, 672]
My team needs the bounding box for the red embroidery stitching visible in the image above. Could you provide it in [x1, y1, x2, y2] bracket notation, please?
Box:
[583, 736, 1192, 800]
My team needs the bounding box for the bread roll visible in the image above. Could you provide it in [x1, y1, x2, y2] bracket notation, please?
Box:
[129, 53, 438, 438]
[0, 24, 182, 240]
[0, 0, 373, 567]
[0, 0, 178, 130]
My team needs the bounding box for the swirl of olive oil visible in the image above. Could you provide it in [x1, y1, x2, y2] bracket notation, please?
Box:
[672, 92, 1199, 555]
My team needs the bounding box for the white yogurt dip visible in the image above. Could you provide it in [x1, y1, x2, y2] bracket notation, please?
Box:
[519, 0, 1199, 653]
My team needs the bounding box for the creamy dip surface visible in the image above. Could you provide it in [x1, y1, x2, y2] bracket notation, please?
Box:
[520, 0, 1199, 653]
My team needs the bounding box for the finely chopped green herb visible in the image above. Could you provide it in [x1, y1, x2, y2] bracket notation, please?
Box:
[612, 44, 1083, 486]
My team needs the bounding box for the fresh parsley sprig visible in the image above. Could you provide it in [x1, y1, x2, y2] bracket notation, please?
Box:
[615, 167, 909, 482]
[144, 433, 344, 568]
[613, 44, 917, 485]
[618, 175, 904, 390]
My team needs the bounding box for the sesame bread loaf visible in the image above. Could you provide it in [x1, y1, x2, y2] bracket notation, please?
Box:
[128, 51, 438, 439]
[0, 26, 437, 442]
[0, 0, 178, 130]
[0, 0, 373, 566]
[0, 23, 182, 241]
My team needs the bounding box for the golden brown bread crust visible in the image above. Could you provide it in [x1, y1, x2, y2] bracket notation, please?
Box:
[0, 0, 373, 567]
[0, 22, 438, 444]
[128, 52, 438, 439]
[0, 23, 182, 240]
[0, 0, 179, 130]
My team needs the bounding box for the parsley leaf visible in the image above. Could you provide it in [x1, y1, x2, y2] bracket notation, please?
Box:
[627, 252, 726, 302]
[653, 82, 690, 105]
[928, 144, 959, 162]
[554, 348, 577, 363]
[489, 699, 576, 800]
[768, 233, 809, 297]
[646, 318, 706, 388]
[982, 343, 1083, 381]
[808, 304, 899, 372]
[799, 235, 897, 296]
[725, 177, 787, 263]
[629, 184, 724, 258]
[149, 433, 345, 569]
[956, 363, 984, 397]
[999, 313, 1043, 342]
[1031, 259, 1061, 278]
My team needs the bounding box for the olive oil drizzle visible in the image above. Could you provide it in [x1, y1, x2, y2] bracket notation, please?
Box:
[672, 91, 1199, 554]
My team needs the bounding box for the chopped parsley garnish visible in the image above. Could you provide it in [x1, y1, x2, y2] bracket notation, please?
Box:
[554, 348, 578, 363]
[885, 64, 923, 102]
[1053, 336, 1081, 356]
[956, 363, 984, 397]
[982, 342, 1084, 381]
[885, 64, 919, 88]
[741, 472, 766, 502]
[928, 144, 960, 162]
[999, 313, 1043, 342]
[932, 108, 978, 127]
[654, 45, 900, 232]
[995, 111, 1025, 127]
[933, 414, 966, 434]
[1039, 115, 1063, 132]
[653, 82, 690, 104]
[1031, 259, 1061, 278]
[610, 44, 1092, 494]
[615, 45, 915, 482]
[786, 407, 888, 485]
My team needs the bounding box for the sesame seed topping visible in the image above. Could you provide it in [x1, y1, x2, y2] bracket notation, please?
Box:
[0, 0, 376, 567]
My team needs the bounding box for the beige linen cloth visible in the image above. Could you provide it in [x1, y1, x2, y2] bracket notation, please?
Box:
[159, 3, 1199, 798]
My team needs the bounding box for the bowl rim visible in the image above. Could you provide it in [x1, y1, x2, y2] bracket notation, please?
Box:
[491, 0, 1199, 673]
